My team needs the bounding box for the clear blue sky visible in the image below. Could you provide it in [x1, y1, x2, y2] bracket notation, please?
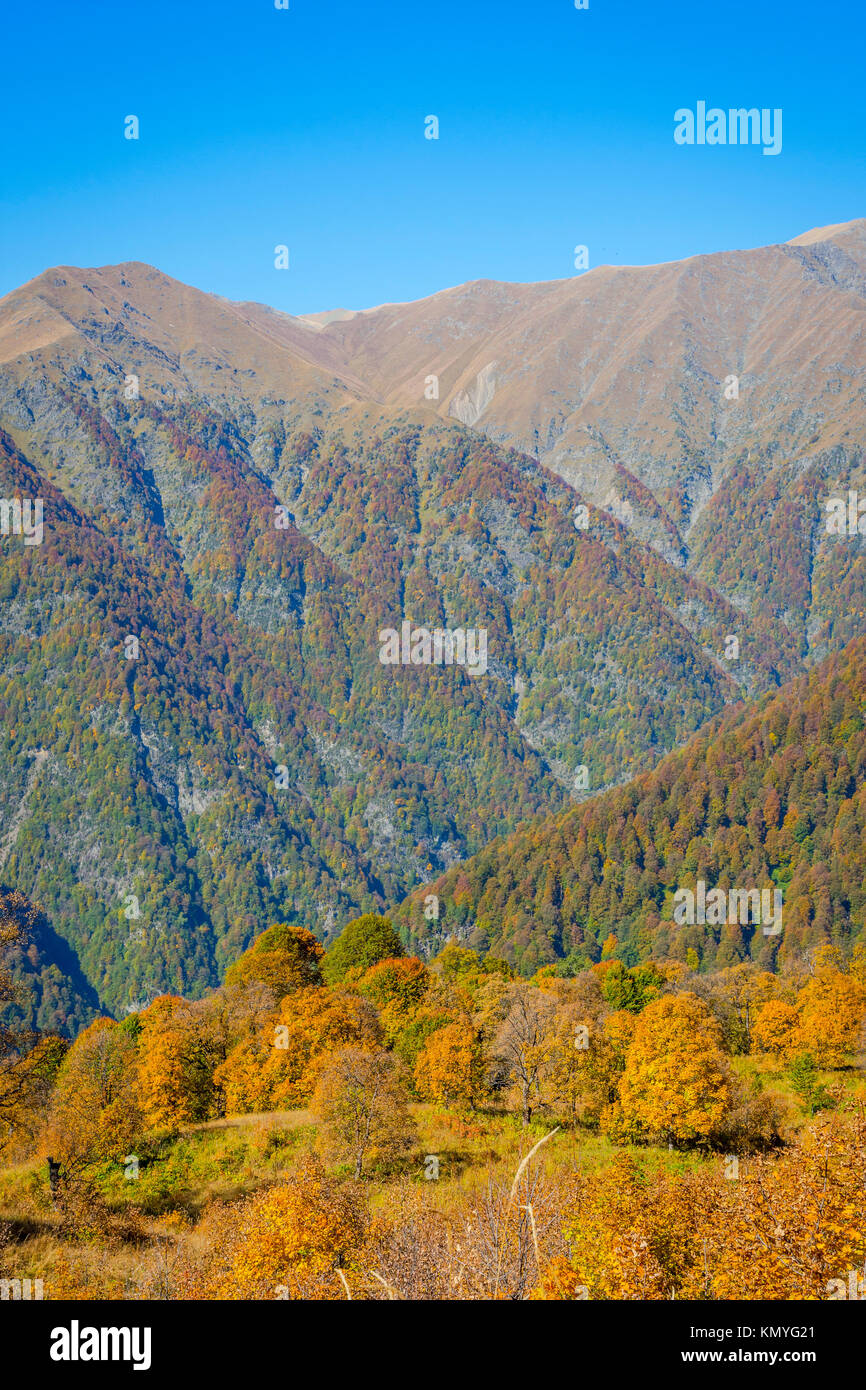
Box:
[1, 0, 863, 314]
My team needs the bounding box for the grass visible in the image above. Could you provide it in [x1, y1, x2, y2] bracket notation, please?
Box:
[733, 1053, 866, 1118]
[3, 1077, 861, 1299]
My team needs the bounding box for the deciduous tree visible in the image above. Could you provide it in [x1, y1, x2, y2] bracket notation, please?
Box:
[617, 993, 731, 1146]
[312, 1046, 416, 1178]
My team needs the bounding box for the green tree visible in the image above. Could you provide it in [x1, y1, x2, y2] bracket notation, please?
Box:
[600, 961, 662, 1014]
[322, 914, 404, 985]
[789, 1052, 833, 1116]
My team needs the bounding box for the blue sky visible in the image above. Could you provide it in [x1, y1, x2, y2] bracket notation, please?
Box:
[1, 0, 863, 313]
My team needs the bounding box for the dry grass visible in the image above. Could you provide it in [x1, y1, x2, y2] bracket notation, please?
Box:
[1, 1093, 844, 1301]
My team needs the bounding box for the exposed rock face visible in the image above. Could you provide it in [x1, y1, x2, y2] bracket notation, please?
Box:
[448, 361, 497, 427]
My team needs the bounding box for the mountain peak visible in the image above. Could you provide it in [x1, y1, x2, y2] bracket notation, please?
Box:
[786, 216, 866, 247]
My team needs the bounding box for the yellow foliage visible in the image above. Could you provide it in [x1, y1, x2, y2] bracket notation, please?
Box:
[752, 998, 800, 1059]
[215, 986, 381, 1112]
[616, 993, 731, 1145]
[196, 1156, 368, 1299]
[535, 1106, 866, 1301]
[796, 970, 866, 1067]
[414, 1021, 483, 1108]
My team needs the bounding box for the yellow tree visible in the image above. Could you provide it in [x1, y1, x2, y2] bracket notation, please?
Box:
[752, 998, 800, 1060]
[796, 969, 866, 1067]
[494, 984, 557, 1125]
[357, 956, 430, 1045]
[46, 1019, 142, 1168]
[195, 1155, 369, 1299]
[413, 1020, 484, 1109]
[708, 963, 777, 1053]
[542, 1002, 627, 1129]
[0, 1034, 67, 1156]
[136, 995, 218, 1129]
[223, 923, 324, 999]
[617, 993, 731, 1146]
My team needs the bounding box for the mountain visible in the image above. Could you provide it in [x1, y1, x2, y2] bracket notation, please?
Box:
[0, 887, 100, 1036]
[300, 218, 866, 660]
[0, 222, 863, 1024]
[396, 636, 866, 974]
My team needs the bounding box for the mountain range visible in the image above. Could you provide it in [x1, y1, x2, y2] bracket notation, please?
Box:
[0, 218, 863, 1030]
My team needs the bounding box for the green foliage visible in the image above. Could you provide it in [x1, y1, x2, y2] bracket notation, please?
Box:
[0, 394, 812, 1020]
[321, 914, 404, 985]
[789, 1052, 835, 1116]
[601, 961, 663, 1014]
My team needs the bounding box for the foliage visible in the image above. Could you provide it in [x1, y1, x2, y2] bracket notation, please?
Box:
[223, 923, 324, 998]
[796, 968, 866, 1067]
[399, 639, 866, 975]
[413, 1021, 485, 1109]
[321, 914, 404, 985]
[193, 1155, 368, 1299]
[535, 1106, 866, 1300]
[311, 1046, 417, 1177]
[45, 1019, 143, 1169]
[616, 994, 732, 1146]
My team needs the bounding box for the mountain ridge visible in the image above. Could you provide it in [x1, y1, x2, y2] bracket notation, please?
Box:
[0, 219, 864, 1029]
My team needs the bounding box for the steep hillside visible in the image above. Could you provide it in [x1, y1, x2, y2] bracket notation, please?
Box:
[1, 395, 793, 1017]
[397, 637, 866, 974]
[0, 887, 99, 1036]
[303, 219, 866, 656]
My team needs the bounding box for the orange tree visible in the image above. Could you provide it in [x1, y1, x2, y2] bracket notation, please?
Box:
[413, 1020, 485, 1109]
[214, 986, 381, 1112]
[796, 969, 866, 1067]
